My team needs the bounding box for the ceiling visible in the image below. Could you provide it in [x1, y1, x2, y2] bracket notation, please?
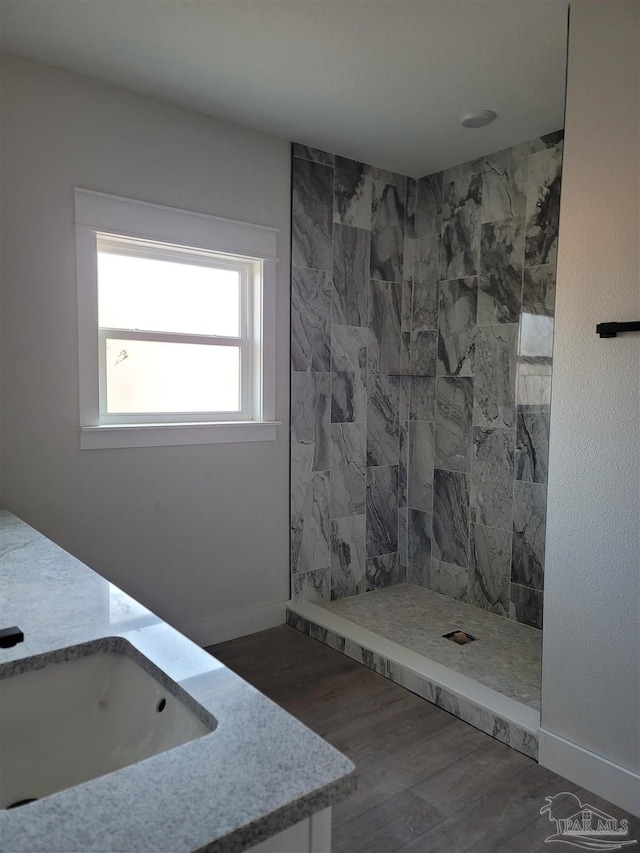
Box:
[0, 0, 569, 177]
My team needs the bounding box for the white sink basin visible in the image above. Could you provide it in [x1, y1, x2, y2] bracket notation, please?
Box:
[0, 639, 216, 809]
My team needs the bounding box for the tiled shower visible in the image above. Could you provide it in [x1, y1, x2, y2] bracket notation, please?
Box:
[290, 133, 562, 632]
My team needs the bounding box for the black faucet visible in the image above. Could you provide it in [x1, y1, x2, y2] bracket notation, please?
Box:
[0, 626, 24, 648]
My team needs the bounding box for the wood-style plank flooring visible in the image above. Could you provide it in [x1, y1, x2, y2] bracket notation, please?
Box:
[208, 626, 639, 853]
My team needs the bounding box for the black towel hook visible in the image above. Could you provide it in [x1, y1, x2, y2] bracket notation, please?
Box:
[596, 321, 640, 338]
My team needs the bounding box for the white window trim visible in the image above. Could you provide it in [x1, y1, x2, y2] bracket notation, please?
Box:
[75, 188, 280, 449]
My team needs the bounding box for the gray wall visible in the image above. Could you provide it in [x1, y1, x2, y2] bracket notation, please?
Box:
[0, 54, 291, 644]
[542, 0, 639, 796]
[290, 148, 409, 602]
[410, 136, 563, 631]
[290, 134, 564, 630]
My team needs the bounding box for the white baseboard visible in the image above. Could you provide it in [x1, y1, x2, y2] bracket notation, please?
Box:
[538, 728, 640, 817]
[180, 600, 286, 647]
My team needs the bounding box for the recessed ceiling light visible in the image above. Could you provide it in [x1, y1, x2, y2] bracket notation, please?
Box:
[459, 110, 498, 128]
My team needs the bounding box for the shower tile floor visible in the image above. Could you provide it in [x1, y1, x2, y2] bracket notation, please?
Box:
[319, 584, 542, 710]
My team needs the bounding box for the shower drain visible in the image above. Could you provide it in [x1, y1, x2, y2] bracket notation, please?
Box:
[443, 630, 477, 644]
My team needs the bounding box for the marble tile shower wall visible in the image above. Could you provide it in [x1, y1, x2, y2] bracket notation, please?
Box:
[290, 132, 563, 629]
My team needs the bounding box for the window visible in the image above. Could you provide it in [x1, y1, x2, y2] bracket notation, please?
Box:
[97, 235, 254, 422]
[75, 189, 279, 449]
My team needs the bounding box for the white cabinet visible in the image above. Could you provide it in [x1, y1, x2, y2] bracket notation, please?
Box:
[247, 808, 332, 853]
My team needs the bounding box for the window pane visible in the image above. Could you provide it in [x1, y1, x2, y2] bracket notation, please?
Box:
[98, 253, 241, 337]
[105, 339, 240, 413]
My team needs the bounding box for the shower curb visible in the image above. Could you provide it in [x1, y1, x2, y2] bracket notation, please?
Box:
[286, 600, 539, 761]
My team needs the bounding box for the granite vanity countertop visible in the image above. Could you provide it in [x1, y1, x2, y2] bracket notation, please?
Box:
[0, 511, 356, 852]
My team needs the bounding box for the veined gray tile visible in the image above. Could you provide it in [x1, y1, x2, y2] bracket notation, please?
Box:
[525, 144, 563, 267]
[291, 472, 331, 574]
[335, 155, 365, 172]
[487, 131, 563, 171]
[291, 268, 331, 372]
[473, 325, 518, 429]
[441, 173, 482, 281]
[292, 567, 330, 603]
[407, 559, 427, 587]
[510, 583, 543, 630]
[509, 726, 539, 760]
[442, 157, 484, 184]
[401, 331, 412, 375]
[331, 515, 366, 599]
[472, 427, 515, 484]
[366, 551, 401, 591]
[330, 423, 366, 518]
[484, 144, 528, 173]
[433, 686, 461, 719]
[516, 372, 552, 409]
[292, 144, 334, 165]
[398, 506, 408, 573]
[490, 718, 512, 748]
[386, 660, 436, 705]
[430, 558, 468, 602]
[408, 420, 435, 511]
[345, 640, 386, 675]
[403, 233, 416, 279]
[478, 217, 524, 325]
[408, 508, 431, 586]
[412, 235, 440, 331]
[537, 129, 564, 149]
[366, 465, 398, 557]
[331, 324, 367, 423]
[401, 278, 413, 332]
[332, 223, 369, 327]
[398, 421, 408, 509]
[512, 480, 547, 591]
[435, 377, 474, 473]
[285, 610, 310, 635]
[370, 182, 405, 283]
[410, 330, 437, 377]
[292, 157, 333, 271]
[412, 281, 439, 333]
[301, 618, 334, 645]
[414, 234, 440, 285]
[469, 523, 511, 617]
[471, 427, 515, 530]
[481, 159, 527, 223]
[398, 375, 411, 423]
[470, 478, 514, 531]
[367, 164, 407, 190]
[433, 469, 470, 568]
[309, 622, 346, 653]
[334, 167, 372, 230]
[367, 374, 400, 467]
[516, 410, 550, 484]
[416, 172, 443, 238]
[368, 280, 402, 374]
[522, 264, 556, 317]
[437, 277, 477, 376]
[405, 178, 417, 239]
[291, 372, 330, 472]
[410, 376, 435, 422]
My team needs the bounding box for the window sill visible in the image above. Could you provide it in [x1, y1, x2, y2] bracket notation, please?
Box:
[80, 420, 281, 450]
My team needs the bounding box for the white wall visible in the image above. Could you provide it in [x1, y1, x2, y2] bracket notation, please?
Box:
[0, 54, 291, 644]
[541, 1, 639, 814]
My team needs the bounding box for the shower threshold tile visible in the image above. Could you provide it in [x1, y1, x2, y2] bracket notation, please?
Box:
[317, 584, 541, 710]
[287, 589, 540, 759]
